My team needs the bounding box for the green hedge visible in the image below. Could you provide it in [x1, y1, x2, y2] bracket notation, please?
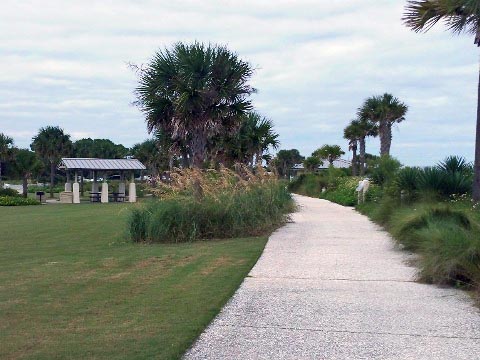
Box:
[0, 196, 41, 206]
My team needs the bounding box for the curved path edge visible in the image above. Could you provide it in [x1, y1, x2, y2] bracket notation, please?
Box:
[184, 195, 480, 359]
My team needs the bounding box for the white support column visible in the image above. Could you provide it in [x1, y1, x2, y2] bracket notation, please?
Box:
[101, 172, 109, 203]
[73, 171, 80, 204]
[65, 171, 72, 192]
[129, 173, 136, 203]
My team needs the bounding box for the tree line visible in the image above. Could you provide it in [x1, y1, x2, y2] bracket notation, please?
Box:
[0, 127, 167, 198]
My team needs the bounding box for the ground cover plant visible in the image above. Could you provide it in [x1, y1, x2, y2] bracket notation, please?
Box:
[0, 204, 268, 359]
[129, 166, 294, 243]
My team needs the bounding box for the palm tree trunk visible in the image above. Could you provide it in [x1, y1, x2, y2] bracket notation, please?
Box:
[191, 130, 207, 168]
[351, 145, 358, 176]
[473, 64, 480, 201]
[379, 121, 391, 156]
[50, 162, 55, 198]
[359, 137, 366, 176]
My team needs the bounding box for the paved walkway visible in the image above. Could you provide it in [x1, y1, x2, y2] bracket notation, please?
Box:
[184, 195, 480, 359]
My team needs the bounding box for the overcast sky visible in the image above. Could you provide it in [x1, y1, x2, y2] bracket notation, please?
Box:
[0, 0, 477, 165]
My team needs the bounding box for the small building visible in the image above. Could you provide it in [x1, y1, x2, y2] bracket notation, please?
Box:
[58, 158, 146, 204]
[291, 158, 352, 178]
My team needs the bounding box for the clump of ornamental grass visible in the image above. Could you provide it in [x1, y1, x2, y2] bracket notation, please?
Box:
[389, 204, 473, 251]
[128, 164, 294, 243]
[147, 163, 275, 200]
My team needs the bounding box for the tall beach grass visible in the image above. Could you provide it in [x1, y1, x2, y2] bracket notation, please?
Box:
[128, 181, 294, 243]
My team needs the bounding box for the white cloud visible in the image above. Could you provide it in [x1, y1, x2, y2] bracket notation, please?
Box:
[0, 0, 477, 166]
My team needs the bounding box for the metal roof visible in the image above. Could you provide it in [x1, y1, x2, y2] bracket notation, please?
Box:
[292, 158, 352, 170]
[58, 158, 146, 171]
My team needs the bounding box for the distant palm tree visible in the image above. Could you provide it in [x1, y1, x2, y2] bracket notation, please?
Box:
[243, 112, 280, 166]
[31, 126, 72, 198]
[0, 133, 14, 186]
[403, 0, 480, 200]
[303, 156, 323, 173]
[358, 94, 408, 157]
[134, 42, 255, 168]
[347, 119, 378, 176]
[313, 144, 345, 167]
[343, 122, 361, 176]
[13, 149, 43, 197]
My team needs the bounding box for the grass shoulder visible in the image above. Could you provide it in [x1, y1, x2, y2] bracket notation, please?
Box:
[0, 204, 268, 359]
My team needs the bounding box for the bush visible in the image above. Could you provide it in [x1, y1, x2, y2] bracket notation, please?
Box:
[394, 156, 473, 199]
[288, 173, 328, 197]
[128, 182, 294, 243]
[0, 188, 21, 197]
[0, 196, 41, 206]
[27, 185, 64, 194]
[368, 156, 402, 186]
[359, 198, 480, 292]
[320, 177, 359, 206]
[417, 221, 480, 287]
[395, 167, 422, 194]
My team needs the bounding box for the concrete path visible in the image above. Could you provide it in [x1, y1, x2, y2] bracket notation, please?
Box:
[184, 195, 480, 359]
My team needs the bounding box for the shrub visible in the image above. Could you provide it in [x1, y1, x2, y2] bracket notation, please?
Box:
[389, 204, 473, 251]
[0, 196, 41, 206]
[0, 188, 21, 197]
[417, 221, 480, 287]
[128, 182, 294, 243]
[27, 185, 64, 194]
[395, 167, 422, 194]
[319, 177, 380, 207]
[368, 156, 401, 186]
[368, 195, 399, 225]
[288, 173, 328, 197]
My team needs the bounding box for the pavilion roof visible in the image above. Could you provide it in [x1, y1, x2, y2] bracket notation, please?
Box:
[58, 158, 146, 171]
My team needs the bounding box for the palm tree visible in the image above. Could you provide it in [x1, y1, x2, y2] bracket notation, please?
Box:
[241, 112, 280, 166]
[272, 149, 304, 178]
[358, 94, 408, 157]
[313, 145, 345, 167]
[134, 42, 255, 168]
[343, 122, 361, 176]
[403, 0, 480, 200]
[303, 156, 323, 173]
[31, 126, 72, 198]
[348, 119, 378, 176]
[13, 149, 43, 197]
[0, 133, 14, 186]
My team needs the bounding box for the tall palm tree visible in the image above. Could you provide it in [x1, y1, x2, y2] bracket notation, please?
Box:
[351, 118, 378, 176]
[31, 126, 72, 198]
[242, 112, 280, 166]
[134, 42, 255, 168]
[403, 0, 480, 200]
[344, 122, 361, 176]
[358, 93, 408, 157]
[313, 144, 345, 166]
[13, 149, 43, 198]
[0, 133, 14, 186]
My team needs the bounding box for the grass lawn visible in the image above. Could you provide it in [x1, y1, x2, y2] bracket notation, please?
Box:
[0, 203, 268, 359]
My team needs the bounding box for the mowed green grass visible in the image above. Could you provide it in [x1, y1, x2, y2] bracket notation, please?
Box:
[0, 204, 268, 359]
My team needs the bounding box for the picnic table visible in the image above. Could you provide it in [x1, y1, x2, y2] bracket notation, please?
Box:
[109, 192, 126, 202]
[89, 192, 101, 203]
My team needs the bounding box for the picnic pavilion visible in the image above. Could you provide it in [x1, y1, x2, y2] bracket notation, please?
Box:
[58, 158, 146, 204]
